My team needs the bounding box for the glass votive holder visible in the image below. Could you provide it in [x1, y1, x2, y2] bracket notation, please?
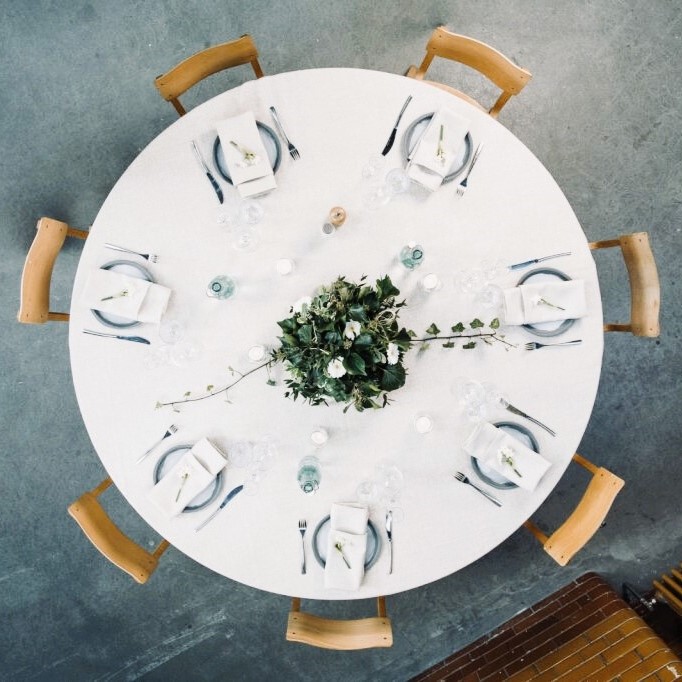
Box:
[297, 455, 321, 494]
[247, 344, 268, 363]
[420, 273, 442, 293]
[207, 275, 236, 299]
[276, 258, 295, 276]
[414, 414, 434, 434]
[310, 427, 329, 447]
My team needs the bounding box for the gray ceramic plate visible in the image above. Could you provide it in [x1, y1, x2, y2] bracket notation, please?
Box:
[153, 443, 223, 513]
[517, 267, 575, 337]
[312, 515, 380, 570]
[213, 121, 282, 184]
[91, 259, 154, 329]
[471, 421, 540, 490]
[401, 112, 473, 183]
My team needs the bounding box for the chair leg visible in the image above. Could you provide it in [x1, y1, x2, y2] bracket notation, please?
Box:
[589, 238, 621, 250]
[152, 539, 171, 559]
[604, 323, 632, 333]
[572, 453, 599, 474]
[376, 597, 387, 618]
[91, 477, 113, 497]
[523, 519, 549, 545]
[291, 597, 301, 612]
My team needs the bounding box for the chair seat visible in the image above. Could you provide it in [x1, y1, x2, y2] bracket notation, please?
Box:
[286, 610, 393, 650]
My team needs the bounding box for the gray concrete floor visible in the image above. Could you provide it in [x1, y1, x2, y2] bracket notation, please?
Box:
[1, 1, 680, 680]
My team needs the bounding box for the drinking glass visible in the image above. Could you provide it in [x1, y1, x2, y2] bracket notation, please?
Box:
[231, 225, 259, 252]
[216, 200, 242, 232]
[361, 154, 386, 180]
[455, 378, 490, 422]
[356, 480, 379, 508]
[400, 242, 425, 269]
[207, 275, 236, 299]
[362, 182, 391, 210]
[169, 338, 203, 367]
[476, 283, 503, 311]
[376, 460, 404, 519]
[229, 440, 254, 468]
[158, 318, 185, 345]
[455, 267, 485, 294]
[239, 199, 264, 225]
[385, 167, 411, 195]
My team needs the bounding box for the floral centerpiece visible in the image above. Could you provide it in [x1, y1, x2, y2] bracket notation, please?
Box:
[157, 275, 509, 412]
[273, 275, 411, 412]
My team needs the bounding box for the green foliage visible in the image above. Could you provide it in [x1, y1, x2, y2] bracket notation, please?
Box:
[276, 276, 409, 412]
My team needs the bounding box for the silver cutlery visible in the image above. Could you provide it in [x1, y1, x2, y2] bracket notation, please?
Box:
[525, 340, 583, 351]
[104, 243, 158, 262]
[82, 330, 150, 345]
[269, 106, 300, 160]
[456, 143, 483, 196]
[195, 484, 244, 532]
[381, 95, 412, 156]
[453, 472, 502, 507]
[136, 424, 178, 464]
[191, 140, 224, 204]
[299, 519, 307, 574]
[499, 398, 556, 437]
[508, 252, 572, 270]
[385, 510, 394, 574]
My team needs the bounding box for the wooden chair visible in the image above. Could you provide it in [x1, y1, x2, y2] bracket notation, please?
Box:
[653, 563, 682, 617]
[68, 478, 170, 584]
[523, 454, 624, 566]
[286, 597, 393, 650]
[17, 217, 88, 324]
[589, 231, 661, 337]
[154, 34, 264, 116]
[405, 27, 532, 118]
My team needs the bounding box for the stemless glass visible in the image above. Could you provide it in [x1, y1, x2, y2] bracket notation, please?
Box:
[239, 199, 264, 225]
[455, 378, 490, 422]
[356, 479, 379, 508]
[297, 455, 321, 494]
[158, 318, 185, 345]
[230, 225, 260, 252]
[362, 182, 392, 210]
[376, 460, 404, 519]
[169, 338, 204, 367]
[385, 167, 411, 195]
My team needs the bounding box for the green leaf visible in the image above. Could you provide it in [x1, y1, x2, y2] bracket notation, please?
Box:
[183, 391, 191, 397]
[297, 325, 313, 344]
[206, 385, 214, 392]
[407, 329, 417, 338]
[380, 363, 406, 391]
[470, 318, 484, 329]
[490, 317, 500, 329]
[344, 353, 367, 375]
[348, 304, 368, 322]
[451, 322, 465, 333]
[442, 341, 455, 348]
[353, 333, 373, 347]
[426, 323, 441, 335]
[463, 341, 477, 349]
[266, 379, 276, 386]
[376, 275, 400, 300]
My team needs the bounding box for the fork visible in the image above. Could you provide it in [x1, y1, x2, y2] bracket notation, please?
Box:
[299, 519, 307, 574]
[136, 424, 178, 464]
[453, 472, 502, 507]
[525, 340, 583, 351]
[499, 398, 556, 437]
[456, 143, 483, 196]
[270, 106, 301, 160]
[105, 243, 158, 262]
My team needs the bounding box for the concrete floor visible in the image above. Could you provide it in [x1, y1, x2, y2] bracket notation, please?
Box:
[2, 1, 680, 680]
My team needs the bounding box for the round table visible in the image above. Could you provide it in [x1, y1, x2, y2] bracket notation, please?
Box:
[69, 68, 603, 599]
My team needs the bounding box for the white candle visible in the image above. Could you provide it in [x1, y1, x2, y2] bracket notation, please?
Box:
[310, 428, 329, 446]
[248, 345, 267, 362]
[276, 258, 294, 275]
[415, 415, 433, 434]
[422, 273, 441, 292]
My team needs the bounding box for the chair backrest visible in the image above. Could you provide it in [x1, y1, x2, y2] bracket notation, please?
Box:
[286, 597, 393, 650]
[524, 453, 624, 566]
[17, 217, 88, 324]
[653, 563, 682, 617]
[407, 27, 532, 118]
[68, 478, 170, 584]
[589, 232, 660, 337]
[154, 34, 264, 116]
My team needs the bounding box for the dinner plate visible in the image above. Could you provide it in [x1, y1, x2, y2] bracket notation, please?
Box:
[471, 421, 540, 490]
[312, 515, 381, 570]
[91, 260, 154, 329]
[401, 113, 473, 184]
[153, 443, 223, 513]
[517, 267, 575, 337]
[212, 121, 282, 184]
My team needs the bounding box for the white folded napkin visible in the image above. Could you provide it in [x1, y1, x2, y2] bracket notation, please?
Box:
[502, 280, 587, 325]
[407, 108, 470, 191]
[147, 438, 227, 517]
[215, 112, 277, 198]
[463, 422, 551, 491]
[324, 503, 368, 591]
[83, 269, 171, 324]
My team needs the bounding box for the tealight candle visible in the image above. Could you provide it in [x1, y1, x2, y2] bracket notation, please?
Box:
[276, 258, 294, 276]
[414, 414, 434, 434]
[310, 428, 329, 446]
[248, 345, 267, 363]
[421, 273, 441, 292]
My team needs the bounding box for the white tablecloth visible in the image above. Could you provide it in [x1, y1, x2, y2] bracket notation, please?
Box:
[69, 68, 603, 600]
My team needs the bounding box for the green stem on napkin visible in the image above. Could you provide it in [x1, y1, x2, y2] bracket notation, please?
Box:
[436, 124, 446, 165]
[500, 451, 522, 478]
[175, 472, 189, 502]
[538, 297, 565, 311]
[100, 289, 129, 302]
[229, 140, 257, 163]
[335, 542, 352, 569]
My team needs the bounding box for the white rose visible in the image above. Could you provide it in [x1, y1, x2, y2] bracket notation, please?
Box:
[386, 342, 400, 365]
[344, 320, 361, 339]
[292, 296, 312, 314]
[327, 357, 347, 378]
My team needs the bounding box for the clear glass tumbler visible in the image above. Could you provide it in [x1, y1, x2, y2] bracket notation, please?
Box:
[297, 455, 321, 494]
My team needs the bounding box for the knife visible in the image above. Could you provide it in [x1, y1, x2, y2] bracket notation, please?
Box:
[191, 141, 224, 204]
[385, 510, 393, 574]
[381, 95, 412, 156]
[195, 484, 244, 531]
[508, 252, 572, 270]
[82, 330, 150, 344]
